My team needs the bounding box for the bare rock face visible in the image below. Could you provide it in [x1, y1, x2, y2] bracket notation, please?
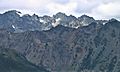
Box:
[0, 10, 107, 32]
[0, 10, 120, 72]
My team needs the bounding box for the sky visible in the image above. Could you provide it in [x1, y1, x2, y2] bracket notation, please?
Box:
[0, 0, 120, 20]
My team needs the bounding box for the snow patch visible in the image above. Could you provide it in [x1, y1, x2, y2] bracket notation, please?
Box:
[12, 25, 15, 29]
[39, 19, 47, 24]
[75, 26, 79, 29]
[81, 21, 88, 26]
[52, 18, 61, 27]
[103, 22, 107, 25]
[56, 18, 61, 22]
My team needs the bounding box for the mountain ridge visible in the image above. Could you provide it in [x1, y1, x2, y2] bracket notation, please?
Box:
[0, 10, 111, 32]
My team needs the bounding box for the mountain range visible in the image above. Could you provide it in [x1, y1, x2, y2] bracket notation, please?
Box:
[0, 10, 120, 72]
[0, 10, 108, 32]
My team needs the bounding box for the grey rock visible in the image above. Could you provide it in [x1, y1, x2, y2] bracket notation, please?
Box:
[0, 10, 120, 72]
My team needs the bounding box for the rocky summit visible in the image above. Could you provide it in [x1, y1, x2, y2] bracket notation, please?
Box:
[0, 10, 120, 72]
[0, 10, 107, 32]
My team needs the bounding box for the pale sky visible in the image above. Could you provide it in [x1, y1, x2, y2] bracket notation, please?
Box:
[0, 0, 120, 20]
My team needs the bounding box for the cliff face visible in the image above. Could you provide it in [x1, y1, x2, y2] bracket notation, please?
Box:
[0, 10, 120, 72]
[0, 19, 119, 72]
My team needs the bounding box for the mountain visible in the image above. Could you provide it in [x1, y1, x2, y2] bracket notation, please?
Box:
[0, 48, 50, 72]
[78, 14, 95, 26]
[0, 10, 120, 72]
[0, 10, 108, 32]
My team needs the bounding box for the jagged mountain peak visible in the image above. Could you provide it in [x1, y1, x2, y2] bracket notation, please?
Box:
[78, 14, 95, 26]
[1, 10, 120, 33]
[104, 18, 120, 29]
[3, 10, 22, 17]
[3, 10, 20, 14]
[54, 12, 66, 17]
[79, 14, 94, 19]
[109, 18, 118, 22]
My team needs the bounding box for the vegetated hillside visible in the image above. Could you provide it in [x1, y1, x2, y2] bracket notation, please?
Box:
[0, 48, 49, 72]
